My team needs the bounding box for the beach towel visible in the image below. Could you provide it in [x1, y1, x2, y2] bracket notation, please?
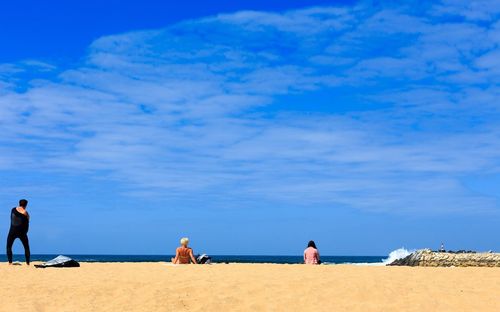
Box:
[34, 255, 80, 268]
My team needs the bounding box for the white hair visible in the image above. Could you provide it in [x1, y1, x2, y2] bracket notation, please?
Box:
[180, 237, 189, 246]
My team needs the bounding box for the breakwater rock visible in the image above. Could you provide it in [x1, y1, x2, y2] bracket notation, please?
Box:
[388, 249, 500, 267]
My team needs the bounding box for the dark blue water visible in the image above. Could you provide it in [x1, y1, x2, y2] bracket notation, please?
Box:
[7, 254, 385, 264]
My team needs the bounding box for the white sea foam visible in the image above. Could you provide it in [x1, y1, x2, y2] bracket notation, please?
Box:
[349, 262, 385, 266]
[382, 248, 413, 265]
[343, 248, 414, 266]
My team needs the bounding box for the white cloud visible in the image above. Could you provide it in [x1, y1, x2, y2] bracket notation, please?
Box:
[0, 1, 499, 214]
[433, 0, 500, 21]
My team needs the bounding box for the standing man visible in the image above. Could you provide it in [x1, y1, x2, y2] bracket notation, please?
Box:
[6, 199, 30, 265]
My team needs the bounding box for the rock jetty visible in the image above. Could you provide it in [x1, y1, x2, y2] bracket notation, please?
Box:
[388, 249, 500, 267]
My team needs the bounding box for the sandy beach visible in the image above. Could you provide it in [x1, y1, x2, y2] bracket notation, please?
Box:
[1, 263, 498, 312]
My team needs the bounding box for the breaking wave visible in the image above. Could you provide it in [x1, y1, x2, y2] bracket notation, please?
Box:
[382, 248, 413, 265]
[347, 248, 414, 266]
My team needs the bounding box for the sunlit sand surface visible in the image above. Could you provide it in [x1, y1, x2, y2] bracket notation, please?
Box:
[1, 263, 498, 311]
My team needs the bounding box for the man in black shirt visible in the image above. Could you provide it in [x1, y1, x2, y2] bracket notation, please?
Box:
[6, 199, 30, 265]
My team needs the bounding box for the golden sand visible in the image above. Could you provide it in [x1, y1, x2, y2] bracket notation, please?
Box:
[1, 263, 498, 311]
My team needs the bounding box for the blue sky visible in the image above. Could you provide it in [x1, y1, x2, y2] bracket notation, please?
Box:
[1, 0, 499, 256]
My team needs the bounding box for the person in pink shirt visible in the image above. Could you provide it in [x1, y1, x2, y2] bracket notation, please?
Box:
[304, 240, 320, 265]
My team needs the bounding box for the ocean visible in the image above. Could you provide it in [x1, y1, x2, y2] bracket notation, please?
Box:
[7, 254, 386, 264]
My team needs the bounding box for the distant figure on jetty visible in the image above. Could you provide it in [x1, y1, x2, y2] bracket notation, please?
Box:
[304, 240, 320, 265]
[172, 237, 198, 264]
[6, 199, 31, 265]
[439, 243, 445, 252]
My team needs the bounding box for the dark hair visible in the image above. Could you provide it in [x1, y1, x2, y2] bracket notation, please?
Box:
[19, 199, 28, 208]
[307, 240, 317, 249]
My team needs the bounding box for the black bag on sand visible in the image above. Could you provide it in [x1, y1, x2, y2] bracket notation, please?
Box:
[196, 254, 212, 264]
[34, 255, 80, 268]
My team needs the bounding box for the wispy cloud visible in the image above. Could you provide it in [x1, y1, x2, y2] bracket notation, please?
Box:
[1, 0, 499, 214]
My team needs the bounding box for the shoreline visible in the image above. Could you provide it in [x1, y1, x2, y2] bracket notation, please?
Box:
[5, 261, 500, 267]
[3, 254, 387, 265]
